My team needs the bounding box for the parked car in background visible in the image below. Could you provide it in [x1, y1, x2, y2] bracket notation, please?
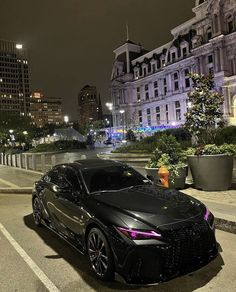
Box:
[32, 159, 218, 284]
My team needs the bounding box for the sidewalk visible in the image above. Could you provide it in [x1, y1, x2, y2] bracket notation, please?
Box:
[0, 165, 235, 233]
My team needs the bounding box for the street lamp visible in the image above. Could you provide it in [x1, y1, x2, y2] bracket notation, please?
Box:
[119, 109, 125, 140]
[64, 115, 69, 124]
[106, 102, 113, 139]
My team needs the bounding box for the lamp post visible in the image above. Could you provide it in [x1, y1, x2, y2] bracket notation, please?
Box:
[106, 102, 113, 139]
[64, 115, 69, 125]
[119, 109, 125, 140]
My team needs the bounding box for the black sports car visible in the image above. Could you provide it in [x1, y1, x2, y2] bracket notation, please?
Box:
[32, 159, 218, 284]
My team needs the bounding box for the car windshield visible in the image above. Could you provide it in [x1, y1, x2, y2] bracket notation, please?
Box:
[81, 165, 150, 193]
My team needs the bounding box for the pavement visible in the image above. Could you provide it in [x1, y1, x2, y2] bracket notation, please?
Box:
[0, 193, 236, 292]
[0, 163, 236, 234]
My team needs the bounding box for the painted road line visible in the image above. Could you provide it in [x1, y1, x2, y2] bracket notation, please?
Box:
[0, 222, 60, 292]
[0, 178, 19, 188]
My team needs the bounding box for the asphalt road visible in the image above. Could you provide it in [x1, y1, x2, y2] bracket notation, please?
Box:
[0, 194, 236, 292]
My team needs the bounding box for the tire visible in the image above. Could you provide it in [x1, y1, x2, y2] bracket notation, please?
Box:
[32, 197, 43, 227]
[87, 227, 114, 281]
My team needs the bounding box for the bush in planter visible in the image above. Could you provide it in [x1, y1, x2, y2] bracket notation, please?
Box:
[185, 144, 236, 191]
[185, 144, 236, 156]
[146, 135, 187, 188]
[147, 134, 184, 166]
[184, 73, 235, 190]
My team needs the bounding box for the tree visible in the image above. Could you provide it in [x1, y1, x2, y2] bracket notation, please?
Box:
[185, 73, 224, 145]
[126, 129, 136, 141]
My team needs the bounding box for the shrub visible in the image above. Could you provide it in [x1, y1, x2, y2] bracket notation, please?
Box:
[185, 143, 236, 156]
[214, 126, 236, 145]
[31, 140, 86, 153]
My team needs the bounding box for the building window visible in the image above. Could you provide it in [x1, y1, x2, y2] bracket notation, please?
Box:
[214, 14, 219, 33]
[171, 52, 176, 62]
[161, 58, 165, 67]
[207, 54, 214, 74]
[184, 69, 190, 88]
[152, 63, 156, 73]
[135, 71, 139, 79]
[145, 84, 149, 100]
[175, 101, 181, 121]
[207, 26, 212, 40]
[173, 72, 179, 91]
[227, 15, 234, 33]
[154, 81, 158, 88]
[163, 78, 167, 95]
[144, 67, 147, 76]
[182, 46, 187, 57]
[148, 63, 151, 73]
[136, 87, 140, 101]
[156, 106, 160, 125]
[154, 89, 159, 98]
[139, 67, 142, 76]
[165, 104, 169, 124]
[147, 108, 151, 126]
[138, 110, 142, 126]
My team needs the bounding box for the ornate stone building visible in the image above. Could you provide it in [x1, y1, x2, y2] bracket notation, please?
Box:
[110, 0, 236, 131]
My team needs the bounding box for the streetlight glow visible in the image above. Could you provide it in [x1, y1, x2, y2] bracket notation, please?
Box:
[64, 115, 69, 123]
[16, 44, 23, 49]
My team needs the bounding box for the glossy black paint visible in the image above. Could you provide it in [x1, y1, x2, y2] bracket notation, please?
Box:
[32, 159, 218, 284]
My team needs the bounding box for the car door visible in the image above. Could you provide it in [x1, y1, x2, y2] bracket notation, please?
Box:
[41, 166, 70, 234]
[51, 166, 91, 246]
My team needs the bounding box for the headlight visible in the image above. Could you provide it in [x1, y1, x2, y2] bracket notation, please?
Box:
[117, 226, 162, 240]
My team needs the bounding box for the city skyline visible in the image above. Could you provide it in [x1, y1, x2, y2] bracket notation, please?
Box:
[0, 0, 195, 120]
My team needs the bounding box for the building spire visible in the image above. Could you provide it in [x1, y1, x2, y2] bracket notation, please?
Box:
[126, 22, 129, 41]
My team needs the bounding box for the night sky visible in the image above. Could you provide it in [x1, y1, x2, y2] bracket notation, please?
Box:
[0, 0, 195, 120]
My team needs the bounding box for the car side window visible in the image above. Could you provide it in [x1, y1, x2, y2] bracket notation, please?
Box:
[47, 167, 67, 188]
[64, 167, 82, 192]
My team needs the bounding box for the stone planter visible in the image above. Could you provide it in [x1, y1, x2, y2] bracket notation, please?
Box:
[187, 154, 233, 191]
[145, 166, 187, 189]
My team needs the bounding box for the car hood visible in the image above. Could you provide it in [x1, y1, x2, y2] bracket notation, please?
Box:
[92, 185, 204, 228]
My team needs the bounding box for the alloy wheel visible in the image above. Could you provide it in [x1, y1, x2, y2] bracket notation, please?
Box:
[87, 229, 110, 278]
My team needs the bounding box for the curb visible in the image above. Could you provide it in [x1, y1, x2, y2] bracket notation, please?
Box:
[0, 188, 32, 194]
[214, 218, 236, 234]
[0, 188, 235, 234]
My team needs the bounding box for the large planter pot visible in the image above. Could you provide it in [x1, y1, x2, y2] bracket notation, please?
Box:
[187, 154, 233, 191]
[145, 166, 187, 189]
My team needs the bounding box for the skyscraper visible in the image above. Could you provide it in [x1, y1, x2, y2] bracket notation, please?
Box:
[0, 39, 30, 115]
[30, 92, 64, 127]
[78, 85, 103, 127]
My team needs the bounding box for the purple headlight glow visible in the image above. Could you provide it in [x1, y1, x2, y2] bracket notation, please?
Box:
[117, 227, 162, 240]
[204, 208, 210, 221]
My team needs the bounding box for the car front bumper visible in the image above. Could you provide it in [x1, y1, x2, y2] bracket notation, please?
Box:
[111, 222, 218, 284]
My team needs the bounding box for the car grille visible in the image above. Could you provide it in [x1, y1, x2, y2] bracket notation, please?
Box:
[161, 220, 216, 276]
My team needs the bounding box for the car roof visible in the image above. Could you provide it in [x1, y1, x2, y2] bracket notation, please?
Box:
[72, 159, 124, 170]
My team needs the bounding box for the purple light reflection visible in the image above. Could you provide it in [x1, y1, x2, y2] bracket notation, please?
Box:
[117, 227, 162, 239]
[204, 208, 210, 221]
